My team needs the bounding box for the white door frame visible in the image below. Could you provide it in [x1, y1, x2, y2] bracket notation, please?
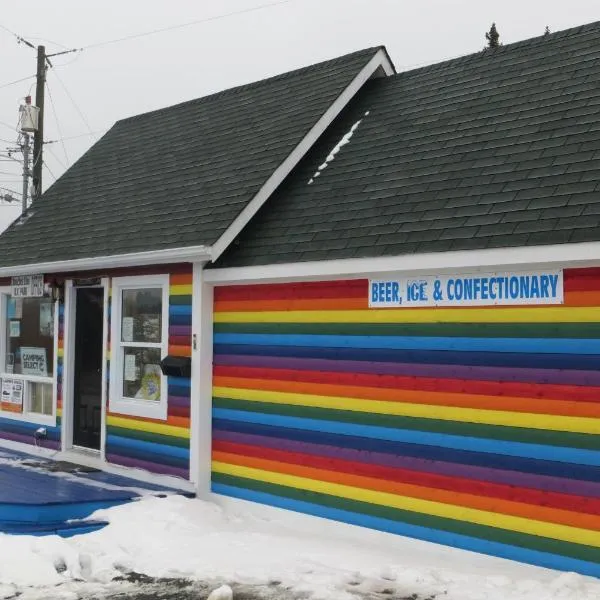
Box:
[61, 278, 109, 458]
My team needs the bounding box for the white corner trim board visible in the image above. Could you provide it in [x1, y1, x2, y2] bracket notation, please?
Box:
[210, 48, 395, 262]
[0, 245, 211, 277]
[204, 240, 600, 285]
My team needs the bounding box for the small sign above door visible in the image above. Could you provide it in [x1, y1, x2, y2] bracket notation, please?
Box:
[11, 274, 44, 298]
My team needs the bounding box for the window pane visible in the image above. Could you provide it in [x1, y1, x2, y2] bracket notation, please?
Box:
[5, 297, 54, 377]
[122, 347, 162, 401]
[121, 288, 162, 343]
[29, 382, 53, 415]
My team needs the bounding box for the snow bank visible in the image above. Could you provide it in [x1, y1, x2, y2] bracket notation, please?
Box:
[0, 495, 598, 599]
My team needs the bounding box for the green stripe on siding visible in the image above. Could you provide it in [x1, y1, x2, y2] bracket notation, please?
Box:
[212, 472, 600, 564]
[213, 397, 600, 451]
[213, 322, 600, 339]
[170, 294, 192, 306]
[107, 426, 190, 449]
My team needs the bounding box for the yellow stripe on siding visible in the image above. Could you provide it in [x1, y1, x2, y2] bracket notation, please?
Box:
[213, 386, 600, 435]
[212, 461, 600, 548]
[213, 307, 600, 324]
[107, 415, 189, 439]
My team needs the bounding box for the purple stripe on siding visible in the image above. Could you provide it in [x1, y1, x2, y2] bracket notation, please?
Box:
[168, 395, 191, 408]
[0, 431, 60, 451]
[213, 429, 600, 499]
[106, 453, 189, 479]
[169, 325, 192, 337]
[213, 354, 600, 386]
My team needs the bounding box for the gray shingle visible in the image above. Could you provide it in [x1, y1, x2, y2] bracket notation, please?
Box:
[215, 21, 600, 268]
[0, 47, 383, 267]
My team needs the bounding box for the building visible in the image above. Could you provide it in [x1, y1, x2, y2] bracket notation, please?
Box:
[0, 22, 598, 577]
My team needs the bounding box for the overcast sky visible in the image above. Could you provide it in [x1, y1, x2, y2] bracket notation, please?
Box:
[0, 0, 599, 229]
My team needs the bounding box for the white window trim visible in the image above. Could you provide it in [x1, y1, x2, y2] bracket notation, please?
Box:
[109, 274, 169, 421]
[0, 288, 57, 426]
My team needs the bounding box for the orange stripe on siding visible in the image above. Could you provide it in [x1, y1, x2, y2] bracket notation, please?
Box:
[213, 450, 600, 532]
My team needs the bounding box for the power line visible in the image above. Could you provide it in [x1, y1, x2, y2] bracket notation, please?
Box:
[45, 81, 69, 166]
[0, 121, 16, 133]
[49, 68, 94, 137]
[0, 74, 37, 91]
[81, 0, 295, 50]
[43, 161, 56, 182]
[44, 144, 66, 171]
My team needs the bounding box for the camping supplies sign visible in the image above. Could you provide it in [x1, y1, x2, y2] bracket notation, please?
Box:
[11, 274, 44, 298]
[20, 347, 47, 377]
[369, 270, 563, 308]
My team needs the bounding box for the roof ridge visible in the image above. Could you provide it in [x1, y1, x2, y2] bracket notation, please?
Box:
[116, 46, 384, 125]
[393, 20, 600, 79]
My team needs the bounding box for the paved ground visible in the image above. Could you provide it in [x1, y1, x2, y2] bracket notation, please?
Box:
[5, 574, 438, 599]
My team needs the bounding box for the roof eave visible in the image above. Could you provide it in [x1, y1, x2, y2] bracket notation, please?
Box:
[0, 244, 212, 277]
[209, 47, 395, 262]
[204, 240, 600, 285]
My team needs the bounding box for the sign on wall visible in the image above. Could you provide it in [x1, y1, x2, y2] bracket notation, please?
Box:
[11, 274, 44, 298]
[369, 270, 563, 308]
[20, 347, 48, 377]
[1, 379, 23, 407]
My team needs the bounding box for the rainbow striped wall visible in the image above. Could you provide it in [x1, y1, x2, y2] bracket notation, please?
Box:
[211, 269, 600, 578]
[105, 268, 192, 479]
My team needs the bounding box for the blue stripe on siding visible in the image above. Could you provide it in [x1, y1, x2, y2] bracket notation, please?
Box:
[213, 418, 600, 482]
[214, 344, 600, 371]
[212, 409, 600, 466]
[212, 483, 600, 579]
[213, 333, 600, 355]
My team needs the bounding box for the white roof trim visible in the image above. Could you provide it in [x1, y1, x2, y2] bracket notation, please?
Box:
[204, 241, 600, 285]
[210, 48, 395, 262]
[0, 244, 211, 277]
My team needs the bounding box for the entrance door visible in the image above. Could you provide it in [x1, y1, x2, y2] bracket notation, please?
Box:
[73, 287, 104, 450]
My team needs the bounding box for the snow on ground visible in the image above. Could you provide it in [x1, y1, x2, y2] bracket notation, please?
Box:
[0, 495, 599, 600]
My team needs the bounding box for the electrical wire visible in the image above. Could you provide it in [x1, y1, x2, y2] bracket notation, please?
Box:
[43, 161, 56, 182]
[45, 81, 69, 166]
[81, 0, 296, 50]
[0, 121, 16, 133]
[0, 74, 37, 91]
[44, 144, 66, 171]
[49, 69, 94, 137]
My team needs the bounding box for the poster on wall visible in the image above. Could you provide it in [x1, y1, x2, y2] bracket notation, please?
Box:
[39, 303, 53, 336]
[11, 274, 44, 298]
[122, 317, 134, 342]
[1, 379, 11, 403]
[124, 353, 137, 381]
[1, 379, 23, 407]
[20, 347, 47, 377]
[9, 321, 20, 337]
[6, 354, 14, 374]
[369, 270, 564, 308]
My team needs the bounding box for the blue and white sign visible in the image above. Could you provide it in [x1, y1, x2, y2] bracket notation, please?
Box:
[369, 270, 563, 308]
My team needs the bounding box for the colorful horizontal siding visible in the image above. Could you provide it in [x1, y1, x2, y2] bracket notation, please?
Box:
[212, 268, 600, 577]
[106, 269, 192, 479]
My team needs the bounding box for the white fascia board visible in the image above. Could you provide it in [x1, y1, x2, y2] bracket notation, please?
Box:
[204, 241, 600, 285]
[0, 244, 211, 277]
[210, 48, 395, 262]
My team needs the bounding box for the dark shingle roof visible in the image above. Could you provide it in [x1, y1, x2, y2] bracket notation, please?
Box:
[215, 21, 600, 268]
[0, 47, 382, 267]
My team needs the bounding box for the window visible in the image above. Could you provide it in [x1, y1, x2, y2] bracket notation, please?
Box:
[110, 275, 169, 420]
[1, 294, 56, 420]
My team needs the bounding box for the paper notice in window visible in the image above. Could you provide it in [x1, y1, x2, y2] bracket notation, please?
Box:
[122, 317, 134, 342]
[9, 321, 20, 337]
[124, 353, 137, 381]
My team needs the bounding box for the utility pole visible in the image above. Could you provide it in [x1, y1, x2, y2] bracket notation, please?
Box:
[21, 133, 30, 213]
[31, 45, 46, 200]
